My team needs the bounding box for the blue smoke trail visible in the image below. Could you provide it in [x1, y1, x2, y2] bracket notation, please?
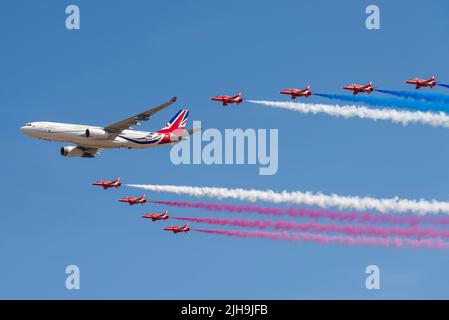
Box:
[438, 84, 449, 89]
[376, 89, 449, 105]
[314, 93, 448, 112]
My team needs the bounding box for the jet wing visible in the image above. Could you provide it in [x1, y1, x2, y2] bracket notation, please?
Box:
[76, 146, 103, 158]
[103, 97, 177, 138]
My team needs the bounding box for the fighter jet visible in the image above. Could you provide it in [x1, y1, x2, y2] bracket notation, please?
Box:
[280, 86, 312, 99]
[92, 178, 122, 189]
[211, 92, 243, 106]
[163, 224, 190, 234]
[118, 194, 147, 205]
[142, 211, 169, 221]
[342, 82, 374, 95]
[405, 76, 436, 89]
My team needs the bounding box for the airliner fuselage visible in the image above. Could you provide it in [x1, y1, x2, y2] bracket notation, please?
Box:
[20, 121, 174, 149]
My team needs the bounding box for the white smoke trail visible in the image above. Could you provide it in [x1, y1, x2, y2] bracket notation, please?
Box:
[125, 184, 449, 215]
[247, 100, 449, 128]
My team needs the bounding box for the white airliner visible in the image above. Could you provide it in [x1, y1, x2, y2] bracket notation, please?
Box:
[20, 97, 199, 158]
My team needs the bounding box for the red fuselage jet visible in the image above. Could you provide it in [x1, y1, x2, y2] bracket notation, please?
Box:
[118, 194, 147, 205]
[405, 76, 436, 89]
[211, 92, 243, 106]
[342, 82, 374, 95]
[163, 224, 190, 234]
[280, 86, 312, 99]
[92, 177, 122, 189]
[142, 211, 169, 221]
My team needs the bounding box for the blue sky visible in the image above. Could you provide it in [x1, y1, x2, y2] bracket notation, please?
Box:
[1, 0, 449, 299]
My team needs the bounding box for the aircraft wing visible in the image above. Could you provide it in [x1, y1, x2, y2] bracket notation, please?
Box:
[76, 146, 103, 158]
[103, 97, 177, 138]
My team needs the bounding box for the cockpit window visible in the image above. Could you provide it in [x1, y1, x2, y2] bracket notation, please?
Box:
[26, 123, 32, 127]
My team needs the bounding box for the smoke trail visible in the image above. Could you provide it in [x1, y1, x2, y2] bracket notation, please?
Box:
[126, 184, 449, 215]
[376, 90, 449, 106]
[193, 229, 449, 249]
[176, 216, 449, 238]
[152, 200, 449, 226]
[247, 100, 449, 128]
[438, 84, 449, 89]
[315, 93, 443, 111]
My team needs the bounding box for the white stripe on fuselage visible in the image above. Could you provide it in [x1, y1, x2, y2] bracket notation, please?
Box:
[20, 122, 164, 149]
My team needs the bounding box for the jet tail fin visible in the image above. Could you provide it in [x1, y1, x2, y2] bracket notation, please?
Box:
[158, 109, 189, 133]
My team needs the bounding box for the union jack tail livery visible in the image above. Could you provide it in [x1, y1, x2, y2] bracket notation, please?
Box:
[157, 109, 189, 134]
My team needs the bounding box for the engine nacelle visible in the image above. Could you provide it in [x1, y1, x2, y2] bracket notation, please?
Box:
[85, 128, 109, 139]
[169, 129, 189, 142]
[60, 146, 84, 157]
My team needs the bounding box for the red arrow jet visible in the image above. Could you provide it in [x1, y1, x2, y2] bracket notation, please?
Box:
[211, 92, 243, 106]
[163, 223, 190, 234]
[142, 210, 169, 221]
[342, 82, 374, 95]
[92, 177, 122, 189]
[280, 86, 312, 99]
[118, 194, 147, 205]
[405, 76, 436, 89]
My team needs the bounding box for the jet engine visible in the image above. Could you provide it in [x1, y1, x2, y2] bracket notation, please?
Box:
[85, 128, 109, 139]
[60, 146, 84, 157]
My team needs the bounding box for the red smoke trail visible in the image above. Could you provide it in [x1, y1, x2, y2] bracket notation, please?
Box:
[193, 229, 449, 249]
[175, 216, 449, 239]
[152, 200, 449, 226]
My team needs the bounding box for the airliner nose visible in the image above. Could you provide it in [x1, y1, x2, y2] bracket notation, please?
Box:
[20, 124, 34, 137]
